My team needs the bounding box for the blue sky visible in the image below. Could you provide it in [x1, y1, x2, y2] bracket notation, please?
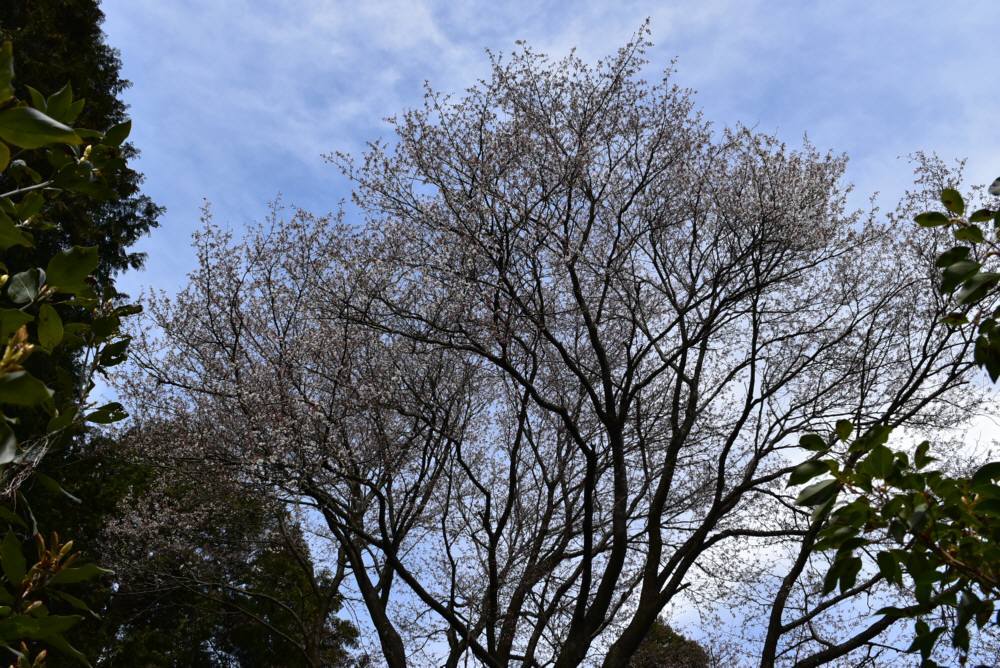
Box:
[99, 0, 999, 297]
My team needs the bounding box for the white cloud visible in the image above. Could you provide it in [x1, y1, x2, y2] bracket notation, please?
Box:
[98, 0, 999, 295]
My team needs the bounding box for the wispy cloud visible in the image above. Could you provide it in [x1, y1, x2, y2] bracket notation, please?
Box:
[100, 0, 999, 296]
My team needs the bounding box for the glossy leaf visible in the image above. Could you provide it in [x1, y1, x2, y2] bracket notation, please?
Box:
[971, 461, 1000, 487]
[0, 371, 53, 409]
[101, 119, 131, 147]
[863, 444, 894, 479]
[954, 225, 984, 244]
[0, 310, 33, 341]
[24, 86, 45, 112]
[788, 460, 827, 486]
[914, 441, 933, 469]
[0, 532, 24, 585]
[794, 479, 839, 506]
[940, 260, 980, 293]
[914, 212, 950, 227]
[97, 338, 130, 367]
[0, 213, 33, 250]
[956, 272, 1000, 305]
[45, 83, 73, 124]
[934, 245, 970, 269]
[798, 433, 827, 452]
[34, 473, 81, 504]
[6, 268, 43, 305]
[876, 551, 902, 586]
[48, 564, 112, 586]
[45, 246, 98, 294]
[37, 304, 63, 350]
[969, 208, 995, 223]
[941, 188, 965, 216]
[84, 402, 127, 424]
[0, 107, 81, 149]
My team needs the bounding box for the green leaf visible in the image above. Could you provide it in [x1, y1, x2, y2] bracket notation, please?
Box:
[972, 462, 1000, 487]
[905, 621, 945, 659]
[0, 532, 24, 585]
[970, 208, 995, 223]
[0, 309, 33, 341]
[0, 106, 81, 149]
[0, 614, 85, 655]
[15, 192, 43, 222]
[41, 628, 91, 667]
[974, 334, 1000, 381]
[0, 142, 8, 172]
[838, 556, 862, 593]
[941, 188, 965, 216]
[0, 211, 33, 250]
[102, 119, 131, 147]
[91, 315, 120, 339]
[25, 86, 46, 112]
[914, 441, 934, 469]
[37, 304, 63, 350]
[835, 419, 853, 442]
[46, 405, 77, 433]
[48, 563, 113, 586]
[65, 98, 85, 125]
[914, 211, 950, 227]
[798, 433, 828, 452]
[45, 83, 73, 124]
[795, 478, 839, 506]
[788, 460, 827, 486]
[811, 495, 836, 522]
[956, 271, 1000, 305]
[850, 424, 893, 454]
[34, 472, 82, 504]
[863, 444, 894, 479]
[874, 605, 908, 619]
[113, 304, 143, 318]
[6, 268, 44, 304]
[97, 338, 130, 367]
[876, 551, 902, 586]
[831, 498, 870, 528]
[45, 246, 98, 294]
[51, 591, 99, 619]
[954, 225, 984, 244]
[940, 260, 980, 293]
[84, 402, 127, 424]
[0, 42, 12, 104]
[822, 557, 845, 594]
[0, 371, 53, 409]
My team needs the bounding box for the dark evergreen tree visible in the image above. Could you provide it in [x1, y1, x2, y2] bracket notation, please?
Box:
[0, 0, 162, 278]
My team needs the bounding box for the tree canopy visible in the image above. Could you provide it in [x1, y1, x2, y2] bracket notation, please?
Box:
[115, 32, 998, 666]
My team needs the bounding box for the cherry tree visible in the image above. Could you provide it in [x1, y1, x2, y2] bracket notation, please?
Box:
[118, 33, 982, 667]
